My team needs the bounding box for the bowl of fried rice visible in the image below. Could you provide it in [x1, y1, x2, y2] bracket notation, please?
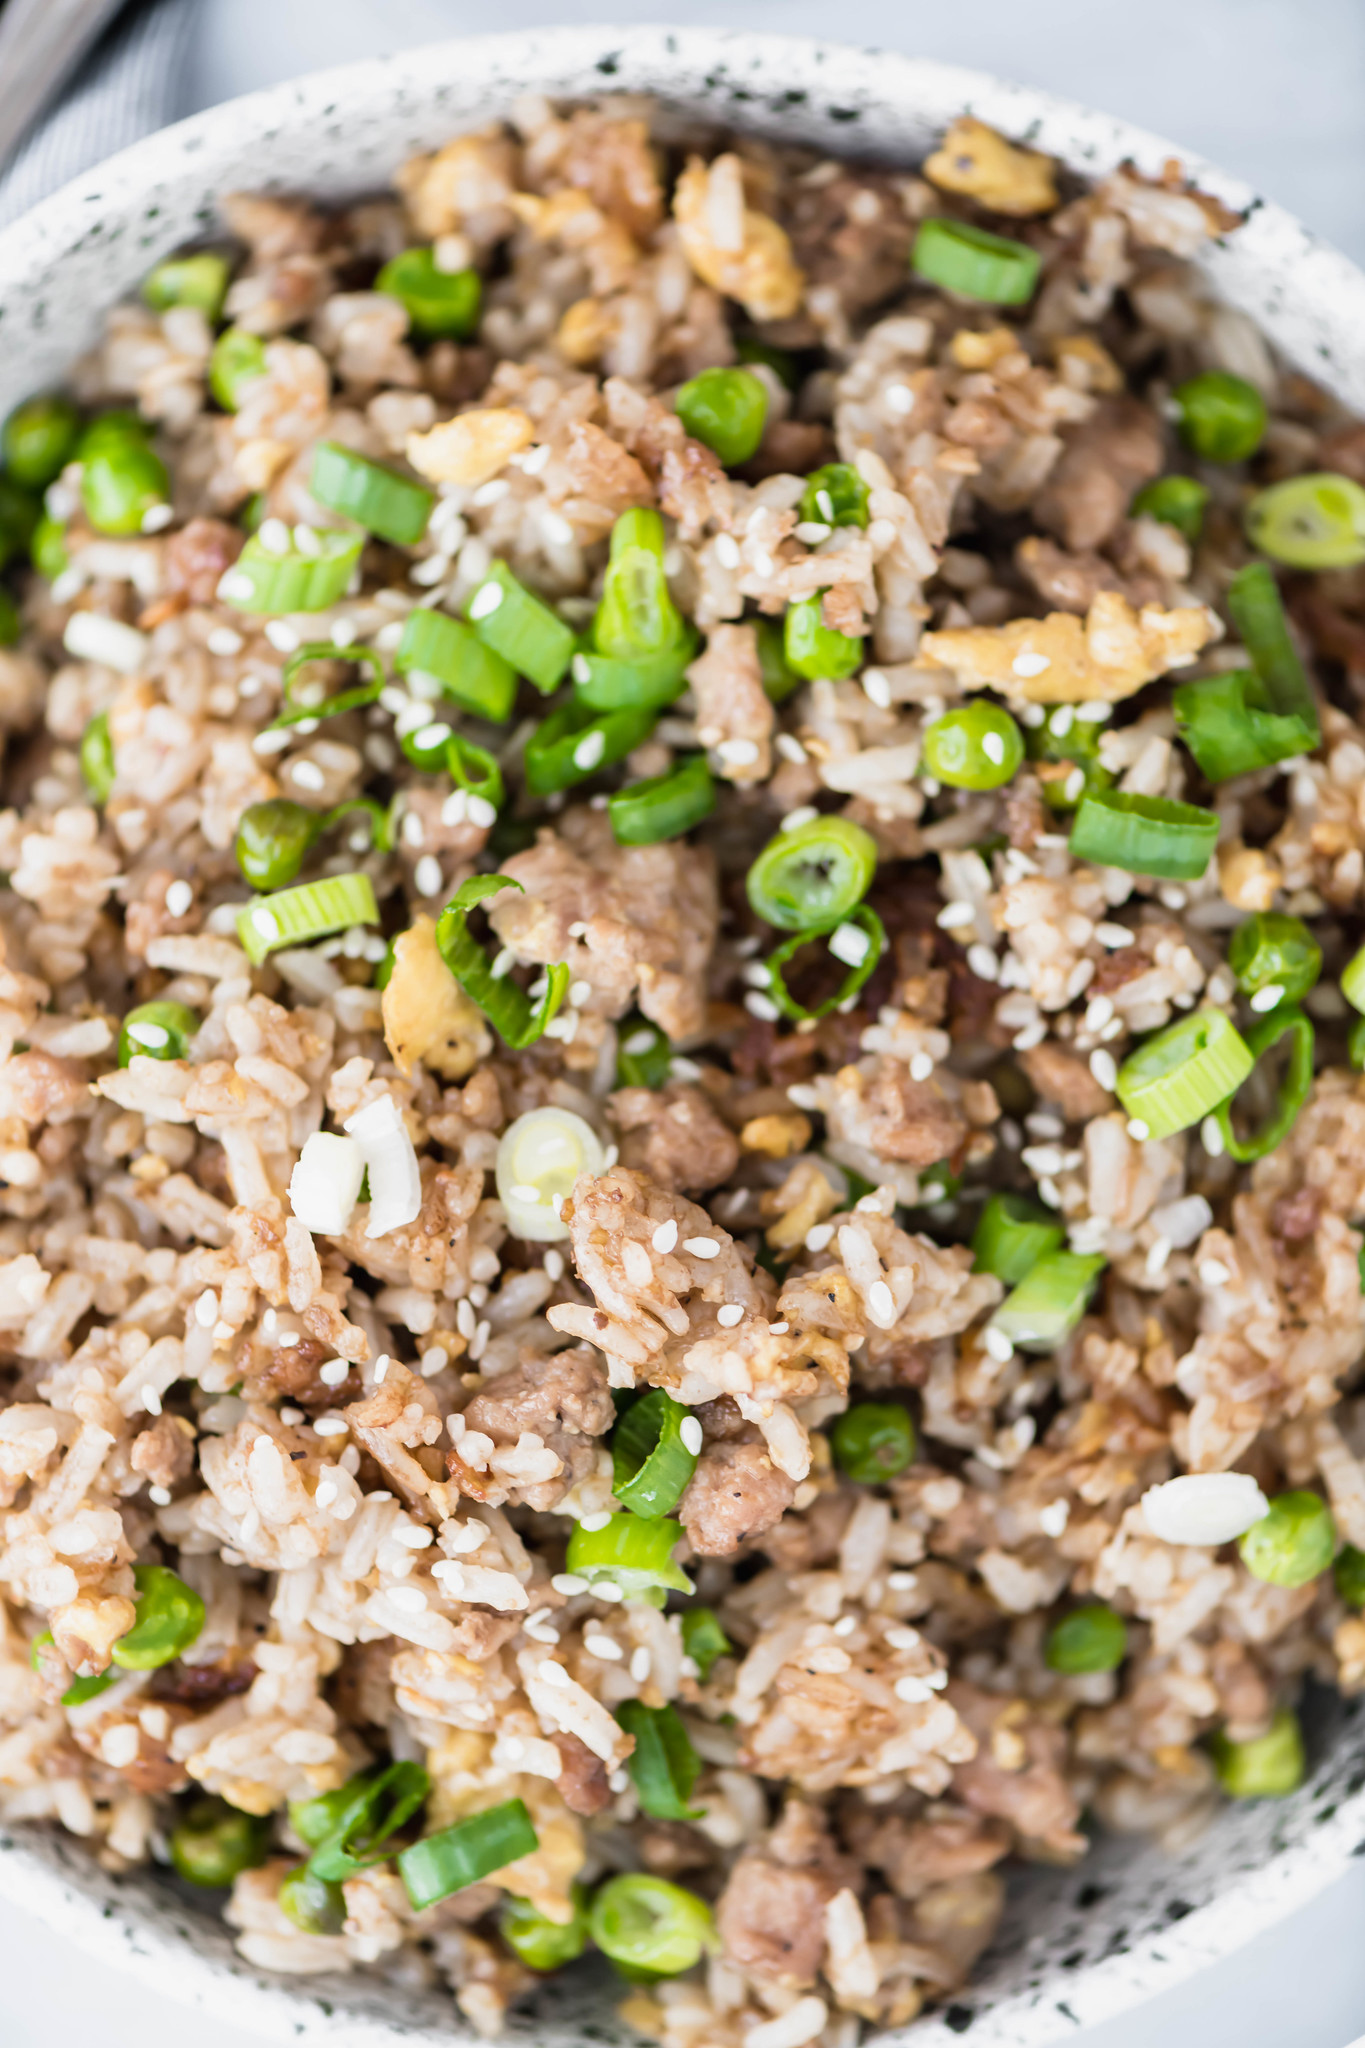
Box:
[3, 24, 1365, 2048]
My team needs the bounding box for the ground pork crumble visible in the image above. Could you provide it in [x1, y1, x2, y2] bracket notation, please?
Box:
[1, 89, 1365, 2048]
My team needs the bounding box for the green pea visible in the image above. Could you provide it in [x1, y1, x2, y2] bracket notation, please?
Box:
[1129, 475, 1210, 544]
[0, 589, 19, 647]
[143, 253, 231, 321]
[278, 1862, 347, 1935]
[77, 410, 150, 456]
[1209, 1707, 1305, 1798]
[2, 394, 81, 490]
[1238, 1490, 1335, 1589]
[784, 593, 864, 682]
[81, 440, 171, 536]
[79, 711, 116, 802]
[235, 798, 323, 891]
[1227, 912, 1321, 1009]
[210, 328, 269, 413]
[32, 513, 69, 582]
[110, 1564, 206, 1670]
[680, 1607, 732, 1681]
[500, 1883, 590, 1971]
[376, 248, 482, 339]
[171, 1796, 271, 1887]
[800, 462, 870, 531]
[117, 1000, 199, 1068]
[0, 476, 39, 570]
[1334, 1544, 1365, 1608]
[675, 366, 768, 467]
[830, 1402, 916, 1485]
[1044, 1602, 1128, 1675]
[1173, 371, 1267, 464]
[923, 701, 1024, 791]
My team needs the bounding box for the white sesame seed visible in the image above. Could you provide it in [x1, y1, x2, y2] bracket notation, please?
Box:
[319, 1359, 350, 1386]
[983, 1324, 1014, 1363]
[522, 443, 552, 475]
[684, 1236, 720, 1259]
[1141, 1472, 1269, 1547]
[716, 1303, 745, 1328]
[717, 737, 760, 767]
[1199, 1258, 1232, 1287]
[288, 759, 326, 792]
[206, 626, 244, 657]
[867, 1279, 896, 1329]
[585, 1633, 623, 1661]
[629, 1646, 652, 1683]
[1012, 652, 1052, 678]
[315, 1480, 338, 1507]
[468, 580, 503, 620]
[1089, 1048, 1118, 1091]
[862, 668, 892, 709]
[1126, 1118, 1150, 1141]
[264, 619, 299, 654]
[908, 1052, 934, 1082]
[937, 901, 977, 931]
[894, 1673, 935, 1703]
[258, 517, 291, 556]
[680, 1416, 704, 1455]
[828, 921, 871, 969]
[1095, 922, 1135, 949]
[552, 1573, 588, 1595]
[1039, 1499, 1070, 1538]
[966, 943, 999, 982]
[573, 729, 606, 773]
[982, 731, 1006, 764]
[578, 1511, 613, 1533]
[148, 1485, 171, 1507]
[1249, 984, 1285, 1013]
[715, 533, 741, 569]
[415, 855, 444, 898]
[537, 1660, 571, 1687]
[805, 1223, 835, 1253]
[313, 1416, 349, 1437]
[1200, 1115, 1226, 1158]
[745, 991, 780, 1021]
[775, 733, 808, 764]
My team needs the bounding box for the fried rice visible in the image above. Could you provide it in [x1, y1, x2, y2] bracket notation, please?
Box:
[1, 90, 1364, 2046]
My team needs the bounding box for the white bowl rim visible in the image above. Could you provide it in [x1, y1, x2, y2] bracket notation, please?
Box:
[1, 24, 1363, 2046]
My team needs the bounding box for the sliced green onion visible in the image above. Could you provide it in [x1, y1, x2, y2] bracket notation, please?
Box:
[82, 440, 170, 536]
[396, 607, 517, 721]
[991, 1250, 1105, 1353]
[1245, 471, 1365, 569]
[800, 462, 870, 530]
[398, 1798, 538, 1911]
[235, 798, 323, 890]
[209, 328, 269, 412]
[1173, 371, 1267, 463]
[830, 1401, 916, 1484]
[376, 248, 482, 338]
[30, 1632, 116, 1707]
[272, 641, 385, 729]
[143, 253, 231, 320]
[746, 814, 878, 931]
[923, 701, 1025, 791]
[304, 1761, 431, 1883]
[400, 715, 457, 773]
[1172, 668, 1314, 783]
[220, 529, 363, 614]
[756, 615, 802, 703]
[1209, 1708, 1304, 1798]
[612, 1389, 700, 1518]
[2, 394, 80, 490]
[571, 638, 697, 712]
[1227, 562, 1319, 739]
[33, 512, 70, 581]
[616, 1016, 672, 1090]
[564, 1511, 693, 1605]
[680, 1607, 732, 1680]
[1068, 788, 1218, 880]
[911, 218, 1040, 305]
[434, 875, 569, 1050]
[447, 734, 504, 813]
[325, 795, 394, 855]
[1343, 942, 1365, 1014]
[616, 1699, 703, 1821]
[1227, 912, 1320, 1008]
[784, 593, 864, 681]
[118, 1000, 199, 1068]
[1214, 1008, 1313, 1162]
[237, 872, 379, 966]
[309, 440, 434, 548]
[609, 755, 715, 846]
[972, 1191, 1065, 1287]
[1044, 1603, 1128, 1675]
[1115, 1007, 1254, 1141]
[764, 903, 886, 1022]
[79, 710, 115, 802]
[588, 1874, 714, 1977]
[593, 508, 688, 662]
[500, 1885, 590, 1971]
[111, 1565, 206, 1670]
[495, 1106, 604, 1240]
[674, 367, 768, 468]
[524, 698, 656, 797]
[466, 560, 575, 694]
[170, 1797, 270, 1887]
[1130, 475, 1210, 544]
[279, 1864, 347, 1934]
[1239, 1491, 1335, 1589]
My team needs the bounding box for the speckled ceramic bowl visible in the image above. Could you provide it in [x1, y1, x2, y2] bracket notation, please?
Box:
[1, 26, 1364, 2047]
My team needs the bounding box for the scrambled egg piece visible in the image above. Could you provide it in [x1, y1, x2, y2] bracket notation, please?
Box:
[406, 406, 534, 488]
[382, 913, 491, 1080]
[924, 117, 1058, 216]
[673, 152, 804, 322]
[395, 128, 517, 240]
[920, 590, 1216, 705]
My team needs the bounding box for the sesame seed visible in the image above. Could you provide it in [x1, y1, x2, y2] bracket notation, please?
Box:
[717, 737, 760, 767]
[885, 383, 914, 415]
[828, 921, 871, 969]
[1048, 704, 1074, 735]
[141, 1385, 162, 1415]
[716, 1303, 745, 1329]
[538, 1659, 571, 1687]
[966, 943, 999, 982]
[775, 734, 808, 764]
[585, 1633, 623, 1661]
[629, 1646, 652, 1683]
[1012, 652, 1052, 678]
[745, 991, 780, 1021]
[909, 1052, 934, 1082]
[289, 759, 326, 792]
[319, 1359, 350, 1386]
[683, 1237, 720, 1259]
[573, 729, 606, 772]
[468, 580, 504, 620]
[937, 900, 977, 930]
[715, 533, 741, 569]
[415, 855, 444, 897]
[315, 1480, 338, 1507]
[577, 1511, 613, 1533]
[1126, 1118, 1150, 1141]
[552, 1573, 588, 1595]
[680, 1416, 704, 1454]
[867, 1279, 896, 1328]
[982, 731, 1006, 764]
[1249, 983, 1285, 1013]
[651, 1220, 679, 1254]
[1089, 1048, 1118, 1091]
[862, 669, 892, 709]
[1095, 922, 1135, 948]
[983, 1324, 1014, 1363]
[148, 1485, 172, 1507]
[313, 1415, 349, 1437]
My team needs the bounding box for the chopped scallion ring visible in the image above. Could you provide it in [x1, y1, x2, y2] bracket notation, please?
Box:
[609, 754, 715, 845]
[612, 1389, 700, 1518]
[143, 253, 230, 320]
[588, 1874, 714, 1977]
[746, 815, 878, 931]
[784, 592, 864, 681]
[971, 1191, 1064, 1287]
[593, 508, 690, 662]
[299, 1761, 431, 1883]
[1245, 471, 1365, 569]
[272, 641, 385, 729]
[572, 639, 697, 712]
[1226, 561, 1320, 741]
[1115, 1007, 1254, 1141]
[616, 1699, 704, 1820]
[434, 875, 570, 1050]
[616, 1016, 671, 1090]
[524, 698, 656, 796]
[376, 248, 482, 338]
[1343, 941, 1365, 1014]
[990, 1250, 1106, 1353]
[911, 217, 1040, 304]
[495, 1106, 604, 1240]
[764, 903, 886, 1022]
[1129, 475, 1210, 544]
[309, 440, 434, 547]
[237, 871, 379, 965]
[29, 1631, 115, 1707]
[1172, 668, 1315, 783]
[446, 734, 504, 814]
[1067, 788, 1218, 880]
[465, 561, 575, 694]
[219, 529, 363, 614]
[110, 1564, 206, 1669]
[564, 1510, 694, 1606]
[1227, 912, 1320, 1009]
[117, 1000, 199, 1068]
[398, 1798, 539, 1911]
[1213, 1005, 1314, 1163]
[395, 607, 518, 722]
[679, 1607, 731, 1680]
[209, 328, 268, 413]
[79, 711, 115, 802]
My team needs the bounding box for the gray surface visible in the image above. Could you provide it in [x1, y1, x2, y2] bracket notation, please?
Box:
[1, 7, 1365, 2048]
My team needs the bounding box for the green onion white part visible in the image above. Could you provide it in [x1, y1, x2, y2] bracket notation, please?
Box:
[495, 1108, 606, 1242]
[288, 1131, 366, 1236]
[343, 1094, 422, 1238]
[1141, 1473, 1271, 1546]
